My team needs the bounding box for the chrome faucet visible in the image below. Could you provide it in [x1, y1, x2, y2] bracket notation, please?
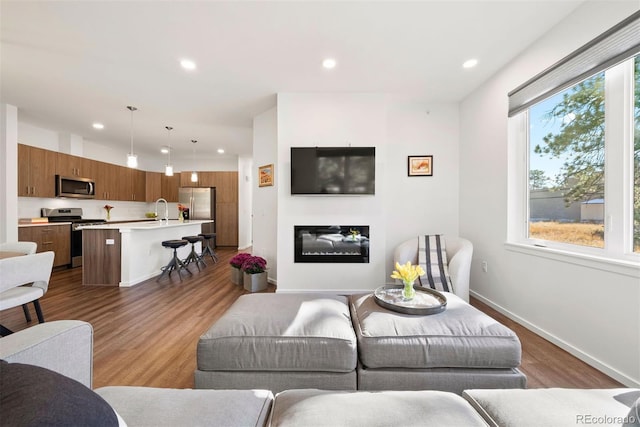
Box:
[155, 198, 169, 222]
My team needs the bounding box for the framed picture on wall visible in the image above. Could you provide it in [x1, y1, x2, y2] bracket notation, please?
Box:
[258, 164, 274, 187]
[408, 155, 433, 176]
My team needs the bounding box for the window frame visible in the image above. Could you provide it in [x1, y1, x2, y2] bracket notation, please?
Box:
[507, 57, 640, 276]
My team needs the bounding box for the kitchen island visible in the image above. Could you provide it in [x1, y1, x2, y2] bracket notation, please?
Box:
[81, 220, 213, 286]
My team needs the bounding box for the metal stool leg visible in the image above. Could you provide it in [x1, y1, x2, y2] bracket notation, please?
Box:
[158, 247, 192, 282]
[184, 243, 206, 270]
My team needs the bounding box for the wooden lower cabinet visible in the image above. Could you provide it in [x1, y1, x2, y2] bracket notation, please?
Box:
[18, 224, 71, 268]
[82, 229, 121, 286]
[215, 202, 238, 246]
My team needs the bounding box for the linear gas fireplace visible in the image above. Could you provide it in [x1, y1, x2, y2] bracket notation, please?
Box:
[294, 225, 369, 263]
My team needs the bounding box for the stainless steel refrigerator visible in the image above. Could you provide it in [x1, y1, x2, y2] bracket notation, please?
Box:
[178, 187, 216, 234]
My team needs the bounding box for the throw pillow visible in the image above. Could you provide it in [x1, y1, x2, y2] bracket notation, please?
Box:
[0, 359, 119, 426]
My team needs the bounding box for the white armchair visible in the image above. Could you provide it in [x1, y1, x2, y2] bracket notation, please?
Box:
[393, 236, 473, 302]
[0, 251, 55, 335]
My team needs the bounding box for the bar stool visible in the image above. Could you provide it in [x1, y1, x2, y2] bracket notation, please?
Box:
[198, 232, 218, 264]
[158, 240, 192, 281]
[182, 235, 207, 271]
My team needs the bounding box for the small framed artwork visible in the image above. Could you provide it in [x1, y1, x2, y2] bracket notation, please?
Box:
[258, 164, 274, 187]
[408, 155, 433, 176]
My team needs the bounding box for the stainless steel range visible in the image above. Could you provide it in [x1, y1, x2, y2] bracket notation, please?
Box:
[41, 208, 106, 268]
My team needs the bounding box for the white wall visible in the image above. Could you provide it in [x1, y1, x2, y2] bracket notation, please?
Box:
[252, 107, 278, 281]
[459, 2, 640, 387]
[237, 155, 253, 250]
[273, 93, 459, 292]
[1, 104, 19, 242]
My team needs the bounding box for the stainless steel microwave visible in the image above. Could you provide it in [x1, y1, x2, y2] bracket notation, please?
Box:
[55, 175, 96, 199]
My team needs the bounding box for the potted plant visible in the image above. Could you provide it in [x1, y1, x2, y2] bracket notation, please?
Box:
[241, 255, 268, 292]
[229, 253, 251, 285]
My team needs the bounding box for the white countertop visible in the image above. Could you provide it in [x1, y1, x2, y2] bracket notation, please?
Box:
[79, 219, 212, 231]
[18, 222, 72, 227]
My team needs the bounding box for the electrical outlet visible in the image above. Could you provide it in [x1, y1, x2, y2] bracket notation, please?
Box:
[106, 239, 115, 245]
[481, 261, 488, 273]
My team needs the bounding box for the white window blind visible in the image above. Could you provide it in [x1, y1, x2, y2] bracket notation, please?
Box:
[508, 10, 640, 117]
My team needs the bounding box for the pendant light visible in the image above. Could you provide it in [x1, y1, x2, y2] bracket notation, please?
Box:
[126, 106, 138, 168]
[165, 126, 174, 176]
[190, 140, 198, 182]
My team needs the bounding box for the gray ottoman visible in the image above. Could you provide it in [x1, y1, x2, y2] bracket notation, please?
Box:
[195, 293, 358, 393]
[269, 389, 488, 427]
[350, 292, 527, 394]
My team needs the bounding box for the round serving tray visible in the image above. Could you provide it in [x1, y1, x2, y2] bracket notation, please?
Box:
[373, 285, 447, 315]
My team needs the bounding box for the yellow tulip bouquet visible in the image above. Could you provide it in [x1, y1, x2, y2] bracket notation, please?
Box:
[390, 261, 425, 300]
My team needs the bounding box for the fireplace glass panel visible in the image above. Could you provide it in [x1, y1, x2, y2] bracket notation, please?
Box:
[294, 225, 369, 263]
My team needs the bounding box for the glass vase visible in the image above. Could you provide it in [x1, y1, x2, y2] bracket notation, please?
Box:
[402, 280, 416, 301]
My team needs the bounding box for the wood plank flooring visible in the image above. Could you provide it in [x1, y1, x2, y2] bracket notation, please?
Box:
[0, 248, 622, 389]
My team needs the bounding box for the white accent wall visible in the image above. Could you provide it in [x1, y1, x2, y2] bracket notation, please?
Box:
[459, 2, 640, 387]
[272, 93, 460, 292]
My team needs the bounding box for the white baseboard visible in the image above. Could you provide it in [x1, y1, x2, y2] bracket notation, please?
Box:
[470, 290, 640, 388]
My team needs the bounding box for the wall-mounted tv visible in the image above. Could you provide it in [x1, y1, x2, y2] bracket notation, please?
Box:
[290, 147, 375, 195]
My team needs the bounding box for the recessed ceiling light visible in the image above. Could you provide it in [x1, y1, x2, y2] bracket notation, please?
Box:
[322, 58, 337, 69]
[160, 147, 169, 154]
[217, 148, 225, 154]
[92, 123, 104, 130]
[462, 59, 478, 69]
[180, 59, 197, 70]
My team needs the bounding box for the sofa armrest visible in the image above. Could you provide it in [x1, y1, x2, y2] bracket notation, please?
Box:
[0, 320, 93, 388]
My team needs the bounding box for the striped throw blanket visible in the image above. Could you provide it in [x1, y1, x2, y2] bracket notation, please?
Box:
[417, 235, 453, 293]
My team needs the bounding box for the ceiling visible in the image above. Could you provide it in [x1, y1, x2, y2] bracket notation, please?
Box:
[1, 0, 584, 165]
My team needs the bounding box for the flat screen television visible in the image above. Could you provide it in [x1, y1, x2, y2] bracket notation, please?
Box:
[290, 147, 375, 195]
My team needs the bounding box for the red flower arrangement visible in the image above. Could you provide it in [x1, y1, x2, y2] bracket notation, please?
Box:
[229, 253, 251, 269]
[177, 204, 188, 212]
[241, 256, 267, 274]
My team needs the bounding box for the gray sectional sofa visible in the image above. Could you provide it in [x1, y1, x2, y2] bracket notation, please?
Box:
[1, 320, 638, 426]
[1, 320, 639, 426]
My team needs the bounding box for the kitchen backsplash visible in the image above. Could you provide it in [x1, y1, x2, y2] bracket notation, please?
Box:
[18, 197, 179, 221]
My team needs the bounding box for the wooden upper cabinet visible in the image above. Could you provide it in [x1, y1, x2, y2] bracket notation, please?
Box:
[17, 144, 55, 198]
[161, 174, 180, 202]
[130, 169, 146, 202]
[95, 161, 119, 201]
[180, 172, 198, 187]
[145, 172, 162, 202]
[56, 152, 96, 179]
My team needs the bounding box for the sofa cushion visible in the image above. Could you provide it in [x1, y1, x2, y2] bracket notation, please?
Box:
[349, 292, 521, 369]
[97, 386, 273, 427]
[198, 293, 357, 372]
[0, 360, 120, 426]
[463, 388, 640, 427]
[269, 389, 488, 427]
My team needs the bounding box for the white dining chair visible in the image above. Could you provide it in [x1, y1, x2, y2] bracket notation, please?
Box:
[0, 251, 55, 336]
